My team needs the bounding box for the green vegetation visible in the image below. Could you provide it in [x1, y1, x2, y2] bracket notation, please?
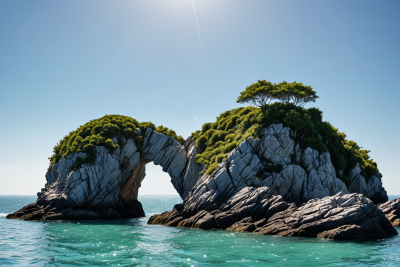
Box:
[236, 80, 318, 108]
[48, 115, 184, 172]
[193, 80, 380, 184]
[256, 157, 284, 178]
[192, 107, 261, 175]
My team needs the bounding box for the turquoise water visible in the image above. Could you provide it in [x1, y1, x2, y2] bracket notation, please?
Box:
[0, 195, 399, 266]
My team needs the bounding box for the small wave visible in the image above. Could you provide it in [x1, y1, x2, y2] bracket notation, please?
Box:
[0, 213, 9, 218]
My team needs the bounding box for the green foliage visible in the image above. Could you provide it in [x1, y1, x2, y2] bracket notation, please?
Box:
[274, 81, 318, 107]
[194, 107, 261, 175]
[155, 125, 185, 144]
[236, 80, 276, 107]
[256, 156, 283, 177]
[196, 136, 207, 153]
[236, 80, 318, 108]
[193, 102, 380, 183]
[191, 130, 201, 139]
[206, 162, 219, 175]
[337, 174, 352, 187]
[48, 115, 184, 172]
[259, 103, 380, 181]
[256, 163, 284, 178]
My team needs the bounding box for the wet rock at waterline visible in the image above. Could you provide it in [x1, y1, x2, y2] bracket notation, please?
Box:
[148, 190, 398, 240]
[379, 198, 400, 228]
[7, 124, 391, 241]
[8, 129, 202, 221]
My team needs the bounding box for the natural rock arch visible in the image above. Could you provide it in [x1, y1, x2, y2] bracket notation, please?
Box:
[8, 124, 388, 223]
[31, 128, 202, 220]
[117, 128, 204, 214]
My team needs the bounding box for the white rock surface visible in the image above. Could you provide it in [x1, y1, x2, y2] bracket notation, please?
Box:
[348, 163, 387, 204]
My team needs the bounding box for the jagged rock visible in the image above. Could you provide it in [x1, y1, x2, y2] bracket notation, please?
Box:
[378, 198, 400, 227]
[348, 163, 388, 204]
[6, 203, 64, 221]
[181, 124, 356, 220]
[227, 217, 256, 232]
[8, 123, 389, 230]
[149, 189, 397, 239]
[261, 125, 295, 166]
[8, 129, 202, 221]
[151, 186, 288, 230]
[254, 192, 397, 239]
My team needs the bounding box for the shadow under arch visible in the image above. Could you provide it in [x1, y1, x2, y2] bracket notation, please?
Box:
[113, 128, 204, 218]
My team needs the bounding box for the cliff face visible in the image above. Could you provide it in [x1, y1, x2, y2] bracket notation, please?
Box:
[182, 124, 386, 219]
[7, 124, 390, 238]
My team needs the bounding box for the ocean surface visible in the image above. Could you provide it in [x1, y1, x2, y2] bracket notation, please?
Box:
[0, 195, 399, 266]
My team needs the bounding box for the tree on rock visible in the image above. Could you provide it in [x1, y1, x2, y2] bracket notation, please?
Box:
[275, 81, 318, 107]
[237, 80, 318, 108]
[236, 80, 277, 108]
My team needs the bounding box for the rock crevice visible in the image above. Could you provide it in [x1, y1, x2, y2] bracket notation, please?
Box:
[7, 123, 392, 241]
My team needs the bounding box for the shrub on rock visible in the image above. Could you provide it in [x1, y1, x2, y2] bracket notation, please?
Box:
[192, 83, 380, 183]
[48, 115, 184, 172]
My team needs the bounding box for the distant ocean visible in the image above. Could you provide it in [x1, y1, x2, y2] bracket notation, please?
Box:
[0, 195, 399, 266]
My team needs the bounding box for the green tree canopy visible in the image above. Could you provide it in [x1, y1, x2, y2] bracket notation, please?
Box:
[237, 80, 318, 108]
[236, 80, 276, 108]
[275, 81, 319, 107]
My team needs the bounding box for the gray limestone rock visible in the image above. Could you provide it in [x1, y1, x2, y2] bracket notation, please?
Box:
[254, 192, 397, 239]
[9, 129, 203, 221]
[149, 190, 397, 239]
[8, 123, 389, 229]
[348, 163, 387, 204]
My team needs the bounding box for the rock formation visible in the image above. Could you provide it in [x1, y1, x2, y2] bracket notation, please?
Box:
[7, 124, 394, 240]
[379, 198, 400, 228]
[348, 163, 388, 204]
[254, 192, 396, 239]
[149, 189, 397, 239]
[8, 128, 201, 220]
[179, 124, 386, 222]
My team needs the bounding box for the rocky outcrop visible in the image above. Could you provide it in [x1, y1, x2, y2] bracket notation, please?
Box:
[379, 198, 400, 228]
[149, 190, 397, 240]
[348, 163, 388, 204]
[8, 124, 389, 228]
[227, 217, 256, 232]
[174, 124, 386, 230]
[8, 129, 202, 221]
[6, 203, 64, 221]
[180, 124, 352, 221]
[255, 192, 396, 239]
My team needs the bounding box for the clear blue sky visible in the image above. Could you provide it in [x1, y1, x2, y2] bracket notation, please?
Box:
[0, 0, 399, 196]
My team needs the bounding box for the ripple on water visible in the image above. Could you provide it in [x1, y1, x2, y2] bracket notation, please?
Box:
[0, 195, 399, 266]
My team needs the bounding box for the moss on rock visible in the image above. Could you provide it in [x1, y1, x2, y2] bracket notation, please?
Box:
[192, 103, 380, 183]
[48, 115, 184, 172]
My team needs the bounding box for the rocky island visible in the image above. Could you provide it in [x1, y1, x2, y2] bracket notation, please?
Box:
[7, 80, 399, 240]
